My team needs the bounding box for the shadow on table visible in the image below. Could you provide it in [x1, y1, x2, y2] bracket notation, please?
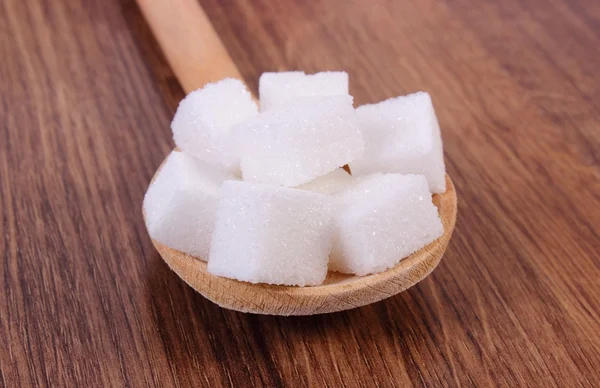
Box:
[143, 252, 447, 382]
[120, 0, 186, 114]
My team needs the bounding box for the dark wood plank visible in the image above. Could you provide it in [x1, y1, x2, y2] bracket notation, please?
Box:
[1, 0, 599, 386]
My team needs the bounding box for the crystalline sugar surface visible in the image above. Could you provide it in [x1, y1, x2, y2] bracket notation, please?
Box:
[171, 78, 257, 173]
[143, 151, 235, 260]
[330, 173, 443, 276]
[208, 181, 334, 286]
[259, 71, 349, 112]
[235, 95, 364, 187]
[296, 168, 354, 195]
[350, 92, 446, 193]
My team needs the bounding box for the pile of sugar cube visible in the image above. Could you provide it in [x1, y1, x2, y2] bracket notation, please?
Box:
[144, 71, 446, 286]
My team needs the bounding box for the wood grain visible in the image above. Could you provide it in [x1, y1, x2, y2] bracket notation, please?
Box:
[1, 0, 599, 386]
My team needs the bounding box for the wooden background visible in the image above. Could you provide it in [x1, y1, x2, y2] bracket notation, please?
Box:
[1, 0, 599, 386]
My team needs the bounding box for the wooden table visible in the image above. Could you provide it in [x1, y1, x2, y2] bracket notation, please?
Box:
[1, 0, 599, 386]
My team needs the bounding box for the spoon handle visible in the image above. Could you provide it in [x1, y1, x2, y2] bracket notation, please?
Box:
[136, 0, 244, 94]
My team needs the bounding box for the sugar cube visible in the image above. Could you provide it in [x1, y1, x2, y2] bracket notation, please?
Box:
[350, 92, 446, 193]
[171, 78, 258, 173]
[259, 71, 349, 112]
[296, 168, 354, 195]
[235, 95, 364, 187]
[208, 181, 334, 286]
[143, 151, 235, 260]
[330, 173, 443, 276]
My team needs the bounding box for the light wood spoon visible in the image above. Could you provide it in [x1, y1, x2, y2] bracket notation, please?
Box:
[138, 0, 458, 315]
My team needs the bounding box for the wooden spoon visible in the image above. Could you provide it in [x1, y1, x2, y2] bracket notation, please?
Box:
[138, 0, 458, 315]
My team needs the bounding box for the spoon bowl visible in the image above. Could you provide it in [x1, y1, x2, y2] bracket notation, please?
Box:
[148, 158, 457, 315]
[137, 0, 457, 315]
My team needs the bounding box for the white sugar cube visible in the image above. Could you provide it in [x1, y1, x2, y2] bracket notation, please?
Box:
[350, 92, 446, 193]
[330, 173, 443, 276]
[171, 78, 258, 173]
[296, 168, 354, 195]
[259, 71, 349, 112]
[235, 95, 364, 187]
[143, 151, 235, 260]
[208, 181, 334, 286]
